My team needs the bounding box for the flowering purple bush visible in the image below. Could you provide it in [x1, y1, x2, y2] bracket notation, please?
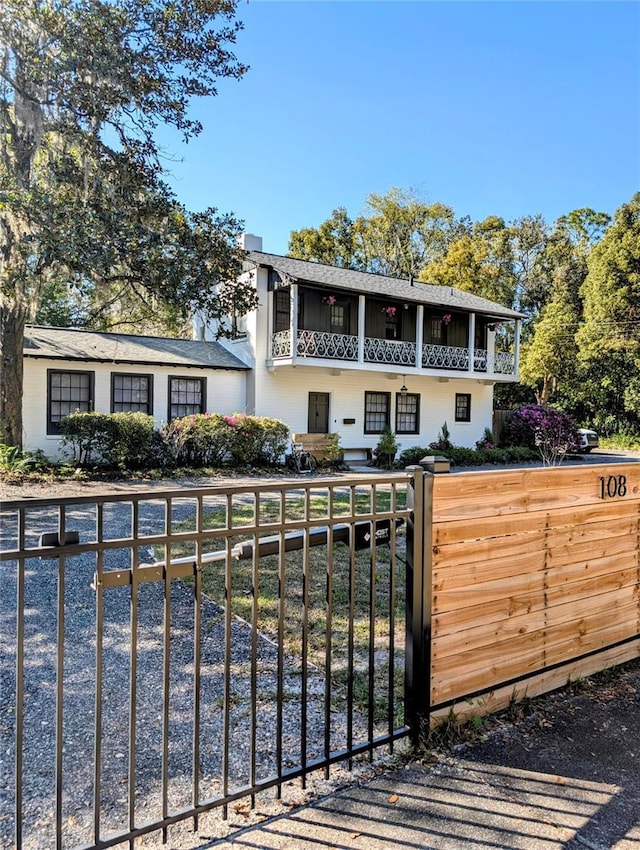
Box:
[505, 404, 580, 466]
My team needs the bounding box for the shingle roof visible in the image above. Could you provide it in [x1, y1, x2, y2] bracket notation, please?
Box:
[247, 251, 525, 320]
[23, 326, 249, 370]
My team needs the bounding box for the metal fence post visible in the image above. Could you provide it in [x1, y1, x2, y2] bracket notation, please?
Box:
[405, 466, 434, 747]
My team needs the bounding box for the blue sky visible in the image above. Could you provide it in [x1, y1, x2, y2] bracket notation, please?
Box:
[160, 1, 639, 256]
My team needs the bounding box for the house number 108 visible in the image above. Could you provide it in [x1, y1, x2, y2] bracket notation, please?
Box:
[599, 475, 627, 500]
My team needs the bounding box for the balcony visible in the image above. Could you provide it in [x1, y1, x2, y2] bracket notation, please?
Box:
[270, 329, 517, 377]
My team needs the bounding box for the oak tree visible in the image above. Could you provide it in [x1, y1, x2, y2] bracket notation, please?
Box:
[0, 0, 256, 447]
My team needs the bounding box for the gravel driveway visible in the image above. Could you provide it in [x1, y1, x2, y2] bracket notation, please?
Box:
[0, 482, 384, 850]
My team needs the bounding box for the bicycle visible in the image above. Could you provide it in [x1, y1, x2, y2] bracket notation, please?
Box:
[288, 441, 317, 473]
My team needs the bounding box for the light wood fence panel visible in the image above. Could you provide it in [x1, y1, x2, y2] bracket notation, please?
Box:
[429, 463, 640, 723]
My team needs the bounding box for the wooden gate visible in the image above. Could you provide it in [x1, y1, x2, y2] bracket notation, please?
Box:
[426, 463, 640, 724]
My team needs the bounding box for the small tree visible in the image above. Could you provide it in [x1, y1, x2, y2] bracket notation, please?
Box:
[373, 425, 399, 469]
[505, 404, 579, 466]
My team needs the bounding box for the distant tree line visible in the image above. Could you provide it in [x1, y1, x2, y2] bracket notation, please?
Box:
[289, 188, 640, 437]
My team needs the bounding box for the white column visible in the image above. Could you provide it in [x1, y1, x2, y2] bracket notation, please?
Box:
[415, 305, 424, 370]
[487, 325, 495, 375]
[291, 284, 298, 363]
[266, 286, 274, 359]
[468, 313, 476, 374]
[514, 318, 521, 377]
[358, 295, 366, 364]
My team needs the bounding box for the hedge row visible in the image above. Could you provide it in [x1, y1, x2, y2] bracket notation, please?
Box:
[60, 411, 289, 470]
[397, 444, 540, 469]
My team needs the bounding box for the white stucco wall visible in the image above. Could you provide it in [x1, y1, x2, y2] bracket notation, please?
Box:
[250, 366, 494, 454]
[22, 358, 247, 458]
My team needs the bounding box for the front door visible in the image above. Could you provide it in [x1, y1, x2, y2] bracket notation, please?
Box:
[308, 392, 329, 433]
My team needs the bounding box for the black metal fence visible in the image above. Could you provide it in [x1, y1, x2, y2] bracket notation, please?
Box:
[0, 471, 424, 849]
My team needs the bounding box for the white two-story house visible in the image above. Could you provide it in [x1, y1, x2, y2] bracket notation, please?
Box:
[195, 234, 524, 460]
[19, 233, 524, 461]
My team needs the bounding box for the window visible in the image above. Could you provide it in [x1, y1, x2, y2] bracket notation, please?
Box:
[274, 289, 290, 333]
[396, 393, 420, 434]
[232, 308, 247, 338]
[169, 376, 206, 420]
[330, 303, 348, 335]
[385, 311, 399, 340]
[47, 369, 94, 434]
[111, 374, 153, 414]
[455, 393, 471, 422]
[364, 391, 390, 434]
[430, 317, 443, 343]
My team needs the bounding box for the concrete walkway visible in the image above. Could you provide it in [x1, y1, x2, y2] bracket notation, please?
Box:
[207, 755, 638, 850]
[147, 657, 640, 850]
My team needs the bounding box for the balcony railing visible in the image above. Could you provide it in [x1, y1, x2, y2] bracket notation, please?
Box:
[298, 329, 358, 360]
[270, 330, 516, 376]
[422, 344, 469, 370]
[364, 337, 417, 367]
[271, 329, 292, 357]
[495, 351, 515, 374]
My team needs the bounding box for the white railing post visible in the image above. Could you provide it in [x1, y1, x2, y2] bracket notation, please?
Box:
[358, 295, 365, 364]
[416, 305, 424, 371]
[291, 284, 298, 363]
[468, 313, 476, 375]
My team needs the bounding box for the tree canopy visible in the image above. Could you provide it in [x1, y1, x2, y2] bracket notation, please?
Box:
[0, 0, 257, 446]
[289, 189, 637, 433]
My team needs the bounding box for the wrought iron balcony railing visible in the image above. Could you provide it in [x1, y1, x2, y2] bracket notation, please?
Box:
[297, 329, 359, 360]
[494, 351, 515, 374]
[363, 337, 417, 367]
[270, 330, 516, 376]
[422, 344, 469, 370]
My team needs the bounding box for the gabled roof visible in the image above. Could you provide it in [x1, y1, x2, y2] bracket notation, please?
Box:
[23, 326, 249, 371]
[247, 251, 525, 320]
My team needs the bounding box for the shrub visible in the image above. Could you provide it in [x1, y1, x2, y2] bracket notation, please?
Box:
[159, 413, 228, 467]
[429, 421, 452, 453]
[104, 413, 156, 469]
[502, 446, 540, 463]
[475, 428, 495, 450]
[60, 412, 156, 469]
[158, 412, 289, 468]
[503, 404, 579, 466]
[446, 446, 478, 467]
[0, 443, 42, 473]
[60, 412, 117, 466]
[258, 417, 290, 464]
[397, 446, 430, 468]
[319, 432, 345, 469]
[372, 426, 400, 469]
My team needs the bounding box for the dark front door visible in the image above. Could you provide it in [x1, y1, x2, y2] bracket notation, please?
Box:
[308, 392, 329, 433]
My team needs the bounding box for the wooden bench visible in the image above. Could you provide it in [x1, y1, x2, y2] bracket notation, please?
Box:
[292, 433, 336, 462]
[293, 434, 372, 464]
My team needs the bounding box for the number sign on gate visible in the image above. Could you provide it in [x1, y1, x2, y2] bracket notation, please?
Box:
[598, 474, 628, 500]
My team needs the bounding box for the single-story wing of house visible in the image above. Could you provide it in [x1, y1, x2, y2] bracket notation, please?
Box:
[22, 326, 249, 458]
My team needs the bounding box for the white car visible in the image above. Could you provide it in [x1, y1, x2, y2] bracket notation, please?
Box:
[578, 428, 599, 453]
